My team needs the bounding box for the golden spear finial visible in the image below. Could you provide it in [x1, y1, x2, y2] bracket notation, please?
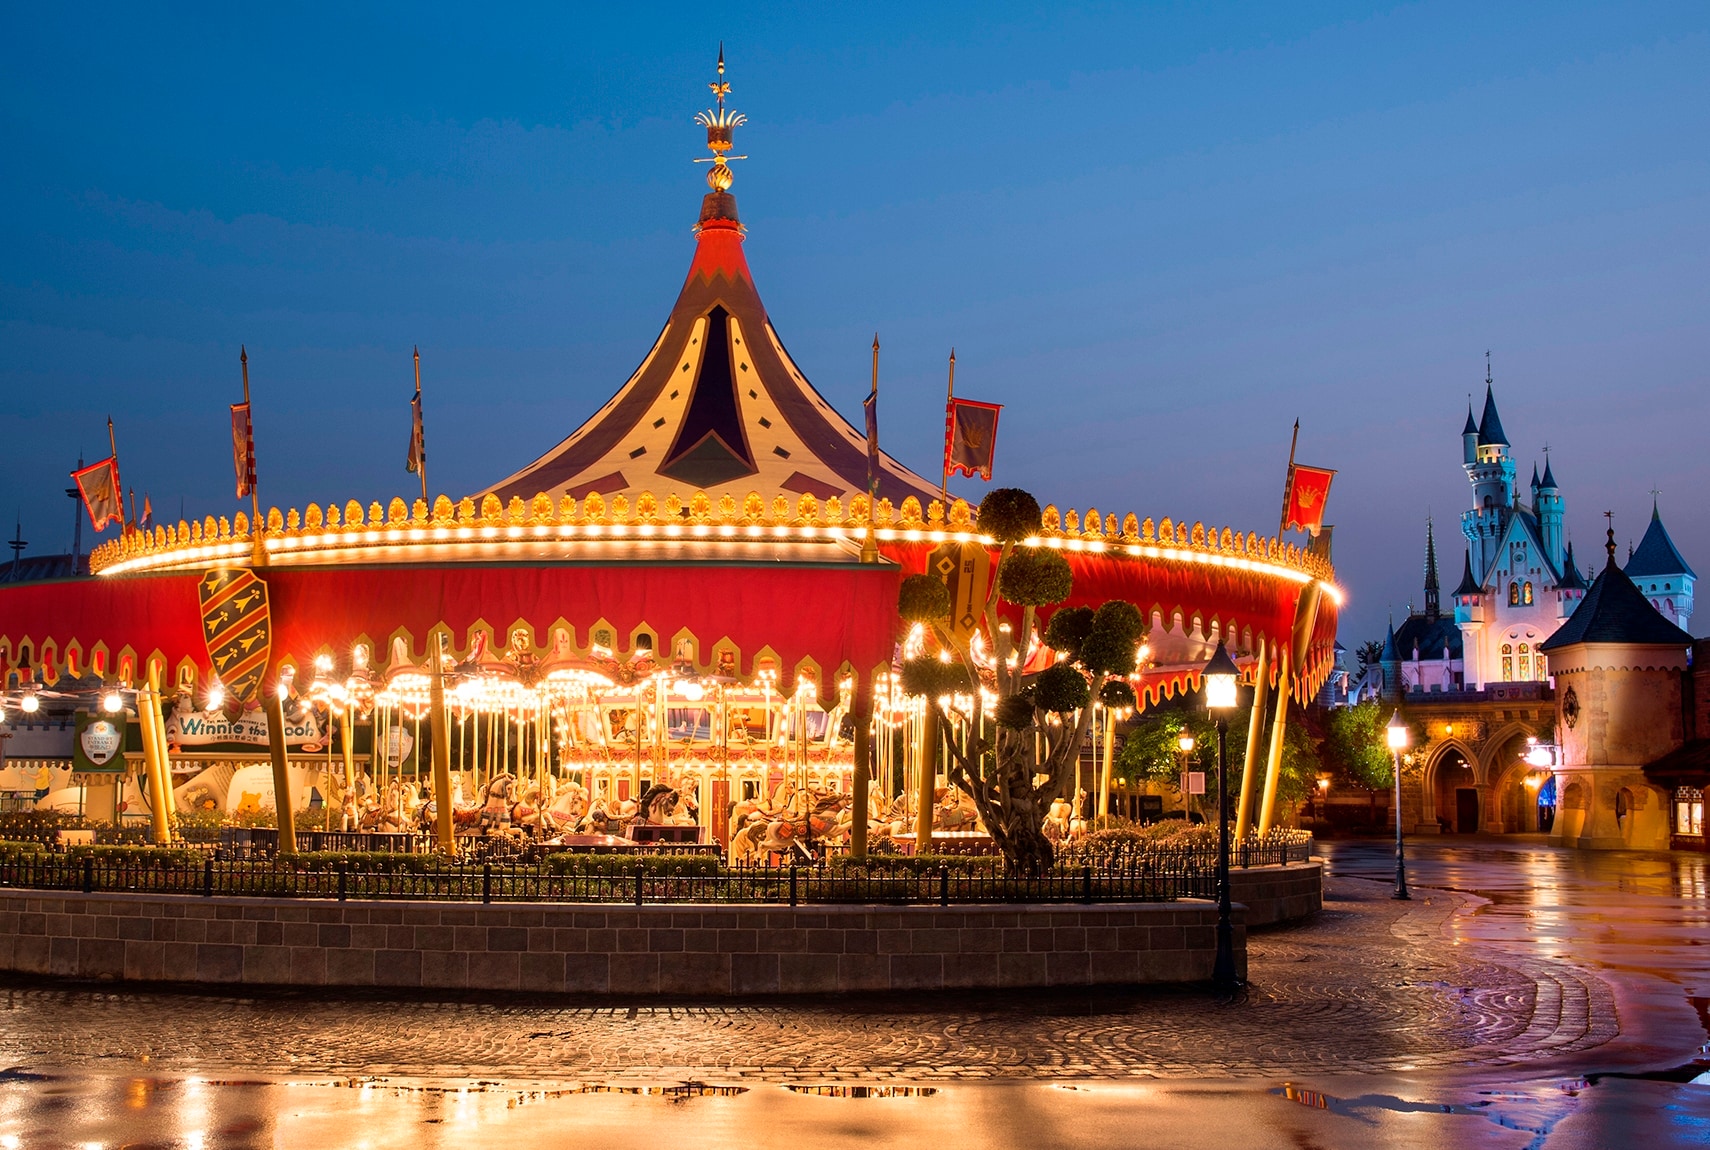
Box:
[695, 45, 747, 192]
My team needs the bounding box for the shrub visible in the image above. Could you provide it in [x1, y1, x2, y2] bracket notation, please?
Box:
[543, 852, 721, 877]
[997, 546, 1072, 606]
[976, 489, 1041, 543]
[897, 574, 952, 623]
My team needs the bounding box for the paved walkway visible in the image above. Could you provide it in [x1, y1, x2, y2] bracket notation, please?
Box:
[1, 839, 1706, 1147]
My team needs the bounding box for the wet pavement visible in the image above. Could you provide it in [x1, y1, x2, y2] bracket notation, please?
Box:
[1, 838, 1706, 1147]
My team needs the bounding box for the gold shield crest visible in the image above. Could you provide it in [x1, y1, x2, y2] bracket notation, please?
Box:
[198, 568, 272, 706]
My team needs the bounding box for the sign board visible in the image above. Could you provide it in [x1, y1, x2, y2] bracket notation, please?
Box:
[73, 712, 127, 773]
[165, 706, 322, 749]
[1182, 771, 1206, 796]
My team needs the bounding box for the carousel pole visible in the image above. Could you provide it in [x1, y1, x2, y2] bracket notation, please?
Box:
[851, 676, 871, 860]
[139, 664, 171, 846]
[916, 700, 937, 855]
[1235, 637, 1270, 840]
[1097, 702, 1114, 819]
[341, 705, 355, 827]
[429, 633, 456, 855]
[263, 677, 297, 854]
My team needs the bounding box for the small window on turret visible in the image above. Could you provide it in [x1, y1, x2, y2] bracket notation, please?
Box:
[1523, 582, 1533, 605]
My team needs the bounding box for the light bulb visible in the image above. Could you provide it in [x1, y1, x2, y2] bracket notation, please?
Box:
[102, 692, 124, 714]
[20, 693, 40, 714]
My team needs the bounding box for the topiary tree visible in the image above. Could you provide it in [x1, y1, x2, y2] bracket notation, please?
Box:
[895, 487, 1148, 874]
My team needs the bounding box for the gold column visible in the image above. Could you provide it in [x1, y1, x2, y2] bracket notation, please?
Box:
[1258, 584, 1323, 836]
[138, 667, 171, 845]
[851, 680, 871, 859]
[263, 681, 297, 854]
[1235, 637, 1270, 840]
[916, 704, 937, 854]
[429, 634, 456, 855]
[1098, 705, 1115, 819]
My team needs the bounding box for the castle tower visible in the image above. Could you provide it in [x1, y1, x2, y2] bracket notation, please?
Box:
[1536, 455, 1564, 573]
[1460, 369, 1516, 582]
[1624, 499, 1697, 631]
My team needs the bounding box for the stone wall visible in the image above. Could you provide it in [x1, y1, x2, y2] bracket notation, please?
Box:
[1228, 862, 1323, 926]
[0, 891, 1248, 995]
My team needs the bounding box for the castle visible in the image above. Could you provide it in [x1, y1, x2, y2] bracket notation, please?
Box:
[1374, 376, 1694, 699]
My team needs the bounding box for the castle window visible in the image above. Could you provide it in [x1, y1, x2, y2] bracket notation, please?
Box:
[1517, 643, 1530, 680]
[1523, 581, 1534, 605]
[1509, 582, 1521, 606]
[1501, 642, 1513, 682]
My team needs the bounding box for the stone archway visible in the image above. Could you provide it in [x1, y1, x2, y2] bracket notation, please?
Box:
[1481, 727, 1537, 834]
[1424, 745, 1479, 834]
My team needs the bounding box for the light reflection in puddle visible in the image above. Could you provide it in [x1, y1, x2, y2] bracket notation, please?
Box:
[783, 1085, 937, 1098]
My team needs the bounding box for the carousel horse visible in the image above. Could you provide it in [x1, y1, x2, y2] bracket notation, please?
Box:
[473, 774, 518, 833]
[510, 784, 546, 835]
[1043, 796, 1073, 842]
[546, 780, 589, 831]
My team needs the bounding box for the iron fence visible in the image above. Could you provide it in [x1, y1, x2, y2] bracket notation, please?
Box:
[0, 855, 1223, 906]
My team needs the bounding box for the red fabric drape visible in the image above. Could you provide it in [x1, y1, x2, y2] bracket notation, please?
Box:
[0, 563, 902, 692]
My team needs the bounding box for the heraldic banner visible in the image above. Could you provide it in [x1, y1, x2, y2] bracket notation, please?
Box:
[198, 568, 272, 706]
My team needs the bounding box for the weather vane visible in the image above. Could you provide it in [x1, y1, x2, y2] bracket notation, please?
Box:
[694, 43, 748, 192]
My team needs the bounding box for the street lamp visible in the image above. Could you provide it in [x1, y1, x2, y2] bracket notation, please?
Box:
[1387, 709, 1410, 900]
[1203, 641, 1241, 991]
[1177, 730, 1197, 824]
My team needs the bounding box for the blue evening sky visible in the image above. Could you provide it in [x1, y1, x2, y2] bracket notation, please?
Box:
[2, 3, 1707, 648]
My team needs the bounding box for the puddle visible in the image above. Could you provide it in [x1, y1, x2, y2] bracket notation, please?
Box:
[784, 1085, 937, 1098]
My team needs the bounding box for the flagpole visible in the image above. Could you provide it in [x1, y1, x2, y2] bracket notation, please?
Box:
[1277, 418, 1300, 537]
[413, 346, 427, 504]
[941, 349, 956, 502]
[869, 335, 880, 498]
[108, 418, 120, 536]
[861, 335, 880, 564]
[241, 348, 265, 564]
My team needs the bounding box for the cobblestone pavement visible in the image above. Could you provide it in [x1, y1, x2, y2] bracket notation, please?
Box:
[0, 861, 1619, 1082]
[5, 840, 1710, 1148]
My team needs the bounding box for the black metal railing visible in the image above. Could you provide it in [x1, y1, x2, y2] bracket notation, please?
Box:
[0, 856, 1220, 906]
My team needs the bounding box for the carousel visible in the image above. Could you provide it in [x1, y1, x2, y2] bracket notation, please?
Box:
[0, 61, 1341, 859]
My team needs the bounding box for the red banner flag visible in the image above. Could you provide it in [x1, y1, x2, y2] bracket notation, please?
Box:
[230, 402, 256, 498]
[1282, 464, 1336, 535]
[407, 388, 425, 476]
[71, 457, 122, 531]
[944, 398, 1003, 482]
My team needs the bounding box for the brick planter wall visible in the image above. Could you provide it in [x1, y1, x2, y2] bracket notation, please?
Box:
[0, 893, 1246, 995]
[1228, 862, 1323, 927]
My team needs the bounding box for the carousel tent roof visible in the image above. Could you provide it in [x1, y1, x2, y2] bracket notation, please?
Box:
[481, 190, 942, 509]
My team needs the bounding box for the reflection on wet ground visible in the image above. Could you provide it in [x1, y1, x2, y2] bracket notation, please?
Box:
[1, 839, 1707, 1147]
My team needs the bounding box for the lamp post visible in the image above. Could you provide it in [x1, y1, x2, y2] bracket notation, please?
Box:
[1177, 730, 1196, 824]
[1202, 641, 1240, 991]
[1387, 709, 1410, 900]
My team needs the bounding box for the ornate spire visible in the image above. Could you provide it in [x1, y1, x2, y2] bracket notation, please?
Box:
[694, 44, 747, 193]
[1423, 517, 1441, 622]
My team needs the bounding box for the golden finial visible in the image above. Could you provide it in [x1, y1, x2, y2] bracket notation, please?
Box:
[694, 43, 747, 192]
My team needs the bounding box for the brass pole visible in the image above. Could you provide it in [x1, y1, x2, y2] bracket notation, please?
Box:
[139, 669, 171, 845]
[850, 678, 871, 860]
[1235, 637, 1270, 840]
[429, 634, 456, 855]
[916, 703, 937, 855]
[1098, 704, 1115, 819]
[1256, 670, 1291, 836]
[340, 706, 355, 822]
[264, 681, 297, 853]
[148, 663, 177, 843]
[1258, 583, 1323, 835]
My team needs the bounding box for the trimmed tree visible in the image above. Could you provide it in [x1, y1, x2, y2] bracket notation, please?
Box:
[896, 488, 1146, 874]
